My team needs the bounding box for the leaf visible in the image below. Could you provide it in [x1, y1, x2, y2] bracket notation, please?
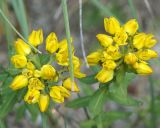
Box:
[78, 74, 98, 84]
[39, 54, 50, 65]
[80, 120, 96, 128]
[108, 73, 141, 106]
[89, 86, 108, 116]
[0, 92, 17, 119]
[0, 73, 8, 81]
[65, 96, 91, 109]
[15, 104, 25, 121]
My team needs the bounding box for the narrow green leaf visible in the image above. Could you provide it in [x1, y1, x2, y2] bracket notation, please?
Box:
[66, 96, 91, 109]
[89, 86, 107, 116]
[78, 74, 98, 84]
[0, 92, 17, 119]
[80, 120, 96, 128]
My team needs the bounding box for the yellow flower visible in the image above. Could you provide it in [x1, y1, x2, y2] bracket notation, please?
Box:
[144, 34, 157, 48]
[106, 45, 122, 60]
[63, 78, 79, 92]
[28, 29, 43, 47]
[96, 34, 113, 47]
[136, 49, 158, 61]
[34, 70, 41, 78]
[56, 51, 69, 66]
[73, 56, 86, 78]
[102, 60, 116, 70]
[11, 55, 27, 68]
[28, 78, 44, 90]
[104, 17, 120, 34]
[123, 19, 138, 35]
[133, 62, 153, 75]
[133, 33, 146, 49]
[38, 94, 49, 112]
[46, 32, 59, 53]
[50, 86, 70, 103]
[10, 75, 28, 90]
[15, 38, 31, 55]
[87, 50, 102, 66]
[41, 64, 56, 80]
[26, 62, 35, 70]
[124, 53, 138, 65]
[113, 28, 128, 45]
[95, 68, 114, 83]
[22, 69, 34, 78]
[58, 38, 73, 53]
[24, 89, 40, 104]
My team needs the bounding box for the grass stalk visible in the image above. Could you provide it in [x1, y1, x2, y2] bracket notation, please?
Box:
[61, 0, 74, 88]
[0, 8, 41, 54]
[42, 113, 47, 128]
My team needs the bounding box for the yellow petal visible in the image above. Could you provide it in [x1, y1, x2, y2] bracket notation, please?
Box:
[123, 19, 138, 35]
[102, 60, 116, 70]
[15, 38, 31, 55]
[46, 32, 59, 53]
[11, 54, 27, 68]
[63, 78, 79, 92]
[124, 53, 138, 65]
[104, 17, 121, 34]
[41, 64, 56, 80]
[96, 34, 113, 47]
[38, 94, 49, 112]
[28, 29, 43, 47]
[133, 33, 146, 49]
[95, 69, 114, 83]
[10, 75, 28, 90]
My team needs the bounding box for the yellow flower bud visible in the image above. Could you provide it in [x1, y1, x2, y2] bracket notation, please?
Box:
[22, 69, 34, 78]
[133, 62, 153, 75]
[10, 75, 28, 90]
[50, 86, 70, 103]
[95, 68, 114, 83]
[46, 32, 59, 53]
[63, 78, 79, 92]
[34, 70, 41, 78]
[87, 51, 102, 66]
[41, 64, 56, 80]
[123, 19, 138, 35]
[24, 89, 40, 104]
[26, 62, 35, 70]
[38, 94, 49, 112]
[96, 34, 113, 47]
[102, 60, 116, 70]
[104, 17, 120, 34]
[15, 38, 31, 55]
[73, 56, 86, 78]
[136, 49, 158, 61]
[28, 29, 43, 47]
[133, 33, 146, 49]
[124, 53, 138, 65]
[113, 28, 128, 45]
[56, 52, 69, 66]
[11, 55, 27, 68]
[144, 34, 157, 48]
[28, 78, 44, 90]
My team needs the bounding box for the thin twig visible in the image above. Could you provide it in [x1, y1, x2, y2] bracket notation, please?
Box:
[0, 8, 42, 54]
[79, 0, 89, 68]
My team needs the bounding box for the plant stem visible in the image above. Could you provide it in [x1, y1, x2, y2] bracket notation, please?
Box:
[0, 8, 41, 54]
[148, 76, 157, 128]
[61, 0, 74, 89]
[42, 113, 47, 128]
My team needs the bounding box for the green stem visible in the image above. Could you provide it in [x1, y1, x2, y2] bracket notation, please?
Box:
[61, 0, 74, 84]
[42, 113, 47, 128]
[148, 76, 157, 128]
[0, 8, 41, 54]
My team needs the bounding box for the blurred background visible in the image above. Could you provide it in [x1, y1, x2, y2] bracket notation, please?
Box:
[0, 0, 160, 128]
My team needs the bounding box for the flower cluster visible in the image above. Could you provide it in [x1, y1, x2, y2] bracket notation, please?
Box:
[10, 29, 85, 112]
[87, 17, 158, 83]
